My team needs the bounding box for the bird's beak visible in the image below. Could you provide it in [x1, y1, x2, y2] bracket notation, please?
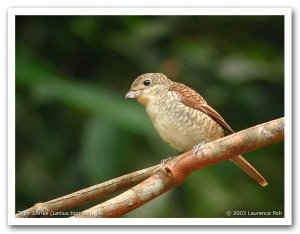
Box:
[125, 90, 143, 99]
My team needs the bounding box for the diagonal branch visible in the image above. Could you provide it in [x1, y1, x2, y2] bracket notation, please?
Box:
[16, 117, 284, 218]
[16, 164, 160, 218]
[73, 117, 284, 218]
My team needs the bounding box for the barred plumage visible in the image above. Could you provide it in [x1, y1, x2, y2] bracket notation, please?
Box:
[126, 73, 267, 186]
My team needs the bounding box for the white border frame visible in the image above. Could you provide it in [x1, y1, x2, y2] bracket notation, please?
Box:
[8, 7, 292, 226]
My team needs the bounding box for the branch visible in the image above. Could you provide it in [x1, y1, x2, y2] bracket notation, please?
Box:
[16, 117, 284, 218]
[16, 164, 160, 218]
[72, 117, 284, 218]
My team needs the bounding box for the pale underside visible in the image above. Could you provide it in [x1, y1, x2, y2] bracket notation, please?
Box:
[145, 91, 224, 152]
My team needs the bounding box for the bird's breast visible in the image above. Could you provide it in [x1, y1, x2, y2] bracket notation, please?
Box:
[146, 95, 224, 152]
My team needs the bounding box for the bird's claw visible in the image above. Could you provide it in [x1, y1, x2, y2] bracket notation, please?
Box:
[192, 141, 206, 155]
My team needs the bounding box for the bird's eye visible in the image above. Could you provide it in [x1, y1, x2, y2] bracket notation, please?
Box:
[143, 79, 151, 86]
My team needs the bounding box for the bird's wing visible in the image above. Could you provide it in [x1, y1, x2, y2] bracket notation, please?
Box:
[169, 82, 267, 186]
[169, 82, 234, 134]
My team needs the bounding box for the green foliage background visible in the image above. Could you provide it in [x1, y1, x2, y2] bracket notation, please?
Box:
[16, 15, 284, 218]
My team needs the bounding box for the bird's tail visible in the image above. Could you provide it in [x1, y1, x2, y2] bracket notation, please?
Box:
[230, 155, 268, 187]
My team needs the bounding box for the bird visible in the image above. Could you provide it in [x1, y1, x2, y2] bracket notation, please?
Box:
[125, 73, 267, 186]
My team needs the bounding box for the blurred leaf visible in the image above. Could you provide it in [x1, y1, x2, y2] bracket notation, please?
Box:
[16, 47, 156, 138]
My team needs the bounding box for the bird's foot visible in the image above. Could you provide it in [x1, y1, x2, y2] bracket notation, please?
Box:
[192, 141, 206, 155]
[161, 156, 174, 164]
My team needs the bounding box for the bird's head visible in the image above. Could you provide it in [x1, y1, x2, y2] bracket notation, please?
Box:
[125, 73, 172, 106]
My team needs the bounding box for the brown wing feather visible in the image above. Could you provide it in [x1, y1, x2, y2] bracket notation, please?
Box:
[169, 82, 267, 186]
[201, 104, 235, 134]
[169, 82, 234, 134]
